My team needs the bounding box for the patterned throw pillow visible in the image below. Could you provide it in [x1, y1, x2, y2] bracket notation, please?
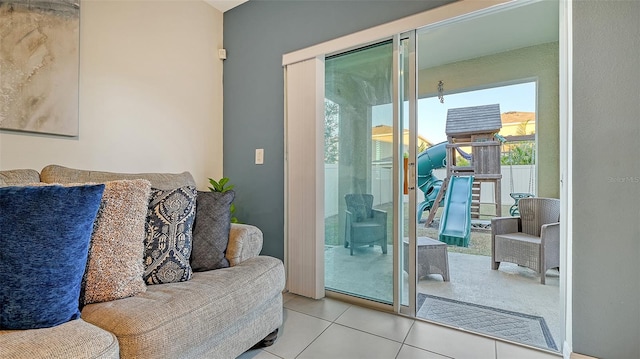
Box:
[190, 190, 235, 271]
[0, 184, 105, 330]
[144, 186, 197, 284]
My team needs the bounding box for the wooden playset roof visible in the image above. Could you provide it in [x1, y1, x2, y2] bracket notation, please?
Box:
[445, 104, 502, 137]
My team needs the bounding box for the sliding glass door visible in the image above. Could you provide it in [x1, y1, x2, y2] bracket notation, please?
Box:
[318, 4, 562, 351]
[323, 41, 396, 304]
[412, 1, 561, 351]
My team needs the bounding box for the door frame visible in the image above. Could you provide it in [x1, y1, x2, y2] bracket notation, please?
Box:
[283, 0, 573, 353]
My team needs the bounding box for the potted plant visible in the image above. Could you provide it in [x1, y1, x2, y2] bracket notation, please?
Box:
[208, 177, 238, 223]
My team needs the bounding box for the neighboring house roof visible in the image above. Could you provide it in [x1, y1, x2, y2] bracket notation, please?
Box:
[500, 111, 536, 140]
[446, 104, 502, 136]
[371, 125, 433, 148]
[371, 110, 535, 150]
[501, 111, 535, 125]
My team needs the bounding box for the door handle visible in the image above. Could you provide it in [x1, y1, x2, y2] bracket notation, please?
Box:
[408, 162, 416, 190]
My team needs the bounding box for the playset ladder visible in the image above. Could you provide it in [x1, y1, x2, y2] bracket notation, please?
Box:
[424, 177, 448, 227]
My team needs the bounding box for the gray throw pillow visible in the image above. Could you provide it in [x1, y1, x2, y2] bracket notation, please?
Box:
[144, 186, 196, 284]
[190, 190, 235, 271]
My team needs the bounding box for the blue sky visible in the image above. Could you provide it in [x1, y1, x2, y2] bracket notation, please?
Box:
[373, 81, 536, 144]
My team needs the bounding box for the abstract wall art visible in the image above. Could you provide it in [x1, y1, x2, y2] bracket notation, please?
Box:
[0, 0, 80, 136]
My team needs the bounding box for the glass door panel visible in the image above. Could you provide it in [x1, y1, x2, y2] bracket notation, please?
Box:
[413, 1, 560, 351]
[324, 41, 394, 303]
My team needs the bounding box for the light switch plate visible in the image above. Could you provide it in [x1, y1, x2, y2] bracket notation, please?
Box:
[255, 148, 264, 164]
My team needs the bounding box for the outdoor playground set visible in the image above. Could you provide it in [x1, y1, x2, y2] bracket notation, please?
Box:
[414, 103, 530, 248]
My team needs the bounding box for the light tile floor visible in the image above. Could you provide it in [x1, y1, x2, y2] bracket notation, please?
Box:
[237, 293, 561, 359]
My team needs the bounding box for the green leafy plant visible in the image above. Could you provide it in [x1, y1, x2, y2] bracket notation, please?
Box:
[501, 142, 535, 165]
[208, 177, 239, 223]
[324, 99, 340, 164]
[208, 177, 234, 192]
[456, 156, 470, 167]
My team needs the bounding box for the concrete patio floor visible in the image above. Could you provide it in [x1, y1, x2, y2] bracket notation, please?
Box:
[324, 242, 561, 351]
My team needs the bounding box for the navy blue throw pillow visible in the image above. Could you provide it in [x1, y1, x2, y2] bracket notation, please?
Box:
[0, 184, 105, 330]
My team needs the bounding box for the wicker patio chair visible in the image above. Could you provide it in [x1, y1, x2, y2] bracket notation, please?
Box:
[491, 197, 560, 284]
[344, 194, 387, 256]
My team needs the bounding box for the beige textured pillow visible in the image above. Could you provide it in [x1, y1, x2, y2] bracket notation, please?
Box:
[82, 179, 152, 304]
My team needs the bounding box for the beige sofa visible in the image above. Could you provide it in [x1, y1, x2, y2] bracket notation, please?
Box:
[0, 165, 285, 359]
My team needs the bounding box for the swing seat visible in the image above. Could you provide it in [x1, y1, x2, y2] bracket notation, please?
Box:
[509, 192, 534, 216]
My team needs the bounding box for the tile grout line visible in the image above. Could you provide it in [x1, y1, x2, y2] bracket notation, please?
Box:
[401, 320, 416, 345]
[394, 320, 417, 359]
[291, 319, 337, 359]
[328, 322, 406, 344]
[332, 303, 352, 323]
[283, 298, 352, 323]
[281, 299, 353, 359]
[400, 320, 456, 359]
[402, 343, 456, 359]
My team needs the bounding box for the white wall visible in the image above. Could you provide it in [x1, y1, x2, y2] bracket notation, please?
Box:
[0, 0, 224, 190]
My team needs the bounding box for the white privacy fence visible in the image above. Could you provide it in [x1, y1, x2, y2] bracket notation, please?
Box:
[324, 164, 536, 217]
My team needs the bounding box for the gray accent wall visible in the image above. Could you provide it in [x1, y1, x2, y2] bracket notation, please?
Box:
[223, 0, 452, 259]
[572, 1, 640, 358]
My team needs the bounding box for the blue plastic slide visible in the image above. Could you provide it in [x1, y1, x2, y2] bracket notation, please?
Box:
[416, 141, 447, 221]
[438, 176, 474, 247]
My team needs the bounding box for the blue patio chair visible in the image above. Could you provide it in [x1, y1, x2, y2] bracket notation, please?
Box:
[344, 194, 387, 256]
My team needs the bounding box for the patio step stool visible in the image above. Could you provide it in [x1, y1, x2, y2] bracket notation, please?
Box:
[403, 237, 450, 281]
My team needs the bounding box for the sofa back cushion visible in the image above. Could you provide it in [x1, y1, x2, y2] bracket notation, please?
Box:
[0, 169, 40, 186]
[0, 184, 104, 329]
[41, 164, 195, 190]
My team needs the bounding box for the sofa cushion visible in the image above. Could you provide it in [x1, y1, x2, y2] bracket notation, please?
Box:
[0, 184, 104, 330]
[144, 186, 197, 284]
[41, 164, 195, 190]
[82, 179, 152, 305]
[81, 256, 285, 359]
[190, 190, 235, 271]
[0, 169, 40, 187]
[0, 319, 119, 359]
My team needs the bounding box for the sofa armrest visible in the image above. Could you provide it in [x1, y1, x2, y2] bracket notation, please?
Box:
[226, 223, 264, 266]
